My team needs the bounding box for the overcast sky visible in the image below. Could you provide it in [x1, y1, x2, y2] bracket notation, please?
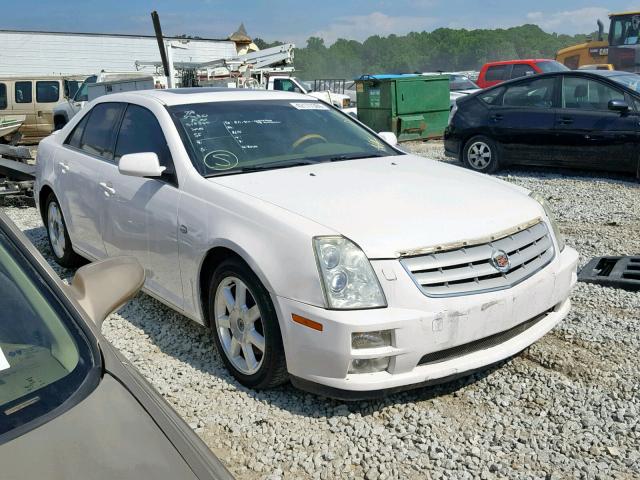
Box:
[3, 1, 640, 45]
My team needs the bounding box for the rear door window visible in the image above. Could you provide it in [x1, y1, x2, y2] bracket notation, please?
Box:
[0, 83, 6, 109]
[36, 81, 60, 103]
[485, 65, 511, 82]
[478, 87, 505, 105]
[114, 104, 173, 170]
[79, 103, 125, 160]
[15, 82, 32, 104]
[511, 64, 536, 79]
[65, 113, 91, 149]
[502, 77, 556, 109]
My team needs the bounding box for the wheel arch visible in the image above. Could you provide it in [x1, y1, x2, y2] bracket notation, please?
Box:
[38, 184, 55, 225]
[197, 241, 276, 327]
[462, 132, 502, 158]
[53, 113, 68, 130]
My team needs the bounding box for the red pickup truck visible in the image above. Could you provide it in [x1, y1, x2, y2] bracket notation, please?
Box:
[476, 59, 568, 88]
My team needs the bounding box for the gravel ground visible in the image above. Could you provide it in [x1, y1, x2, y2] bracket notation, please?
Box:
[2, 142, 639, 479]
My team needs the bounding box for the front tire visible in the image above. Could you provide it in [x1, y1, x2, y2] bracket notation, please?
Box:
[463, 135, 499, 173]
[208, 258, 288, 389]
[45, 193, 84, 268]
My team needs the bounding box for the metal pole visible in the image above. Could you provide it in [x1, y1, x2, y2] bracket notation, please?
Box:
[151, 11, 172, 87]
[166, 43, 175, 88]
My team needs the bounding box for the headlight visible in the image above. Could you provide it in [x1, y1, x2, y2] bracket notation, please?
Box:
[313, 236, 387, 309]
[529, 192, 565, 251]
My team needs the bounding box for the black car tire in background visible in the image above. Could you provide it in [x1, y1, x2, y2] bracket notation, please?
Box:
[44, 193, 84, 268]
[463, 135, 500, 173]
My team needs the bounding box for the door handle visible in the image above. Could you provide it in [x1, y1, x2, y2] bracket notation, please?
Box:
[490, 114, 504, 122]
[58, 161, 69, 173]
[557, 117, 573, 125]
[37, 110, 43, 117]
[99, 182, 116, 195]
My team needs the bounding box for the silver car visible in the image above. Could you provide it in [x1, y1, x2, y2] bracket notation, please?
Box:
[0, 211, 233, 479]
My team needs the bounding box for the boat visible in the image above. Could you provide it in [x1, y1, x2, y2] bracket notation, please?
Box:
[0, 115, 25, 140]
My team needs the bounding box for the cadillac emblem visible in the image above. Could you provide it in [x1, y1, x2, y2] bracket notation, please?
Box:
[490, 249, 511, 273]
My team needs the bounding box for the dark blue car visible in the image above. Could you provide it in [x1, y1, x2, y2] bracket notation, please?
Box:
[444, 70, 640, 177]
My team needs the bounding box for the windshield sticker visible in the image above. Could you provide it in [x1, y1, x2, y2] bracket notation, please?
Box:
[204, 150, 240, 170]
[0, 346, 9, 371]
[290, 102, 329, 110]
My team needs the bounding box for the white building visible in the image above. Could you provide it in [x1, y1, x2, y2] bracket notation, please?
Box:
[0, 30, 238, 77]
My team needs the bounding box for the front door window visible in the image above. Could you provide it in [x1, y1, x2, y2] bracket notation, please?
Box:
[562, 77, 625, 110]
[273, 78, 303, 93]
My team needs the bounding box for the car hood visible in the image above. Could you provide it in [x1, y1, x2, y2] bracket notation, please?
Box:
[0, 375, 201, 480]
[212, 155, 542, 259]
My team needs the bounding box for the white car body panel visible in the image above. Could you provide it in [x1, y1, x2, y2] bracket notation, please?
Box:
[101, 161, 184, 308]
[56, 147, 108, 260]
[213, 155, 540, 259]
[35, 88, 578, 394]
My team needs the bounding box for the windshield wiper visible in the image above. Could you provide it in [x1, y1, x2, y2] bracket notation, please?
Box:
[204, 159, 318, 177]
[324, 153, 387, 162]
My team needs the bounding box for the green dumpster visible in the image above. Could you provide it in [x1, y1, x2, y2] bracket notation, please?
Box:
[355, 74, 450, 142]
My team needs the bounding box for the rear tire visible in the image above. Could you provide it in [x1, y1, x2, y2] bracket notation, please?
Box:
[208, 258, 288, 389]
[463, 135, 499, 173]
[44, 193, 84, 268]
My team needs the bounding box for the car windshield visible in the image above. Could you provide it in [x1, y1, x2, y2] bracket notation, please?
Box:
[73, 75, 97, 102]
[65, 79, 82, 100]
[450, 75, 478, 91]
[170, 100, 399, 177]
[0, 228, 96, 438]
[537, 61, 569, 73]
[610, 73, 640, 93]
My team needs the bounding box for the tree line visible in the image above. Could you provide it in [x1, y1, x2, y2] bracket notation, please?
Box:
[255, 24, 592, 80]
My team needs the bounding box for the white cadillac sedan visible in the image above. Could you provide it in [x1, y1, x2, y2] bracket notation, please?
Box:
[35, 88, 578, 399]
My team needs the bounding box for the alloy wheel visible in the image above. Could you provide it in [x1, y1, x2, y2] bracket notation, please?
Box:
[47, 201, 66, 259]
[214, 276, 266, 375]
[467, 141, 492, 169]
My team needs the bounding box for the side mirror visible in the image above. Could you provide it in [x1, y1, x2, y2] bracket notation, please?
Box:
[608, 99, 629, 113]
[66, 256, 144, 328]
[119, 152, 166, 178]
[378, 131, 398, 146]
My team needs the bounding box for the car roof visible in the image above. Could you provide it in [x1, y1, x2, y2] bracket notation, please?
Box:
[470, 70, 639, 98]
[103, 87, 314, 106]
[581, 69, 632, 78]
[483, 59, 555, 67]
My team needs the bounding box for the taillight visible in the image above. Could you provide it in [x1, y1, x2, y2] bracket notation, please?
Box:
[448, 102, 458, 124]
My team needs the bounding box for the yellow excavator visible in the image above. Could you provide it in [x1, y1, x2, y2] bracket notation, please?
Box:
[556, 12, 640, 72]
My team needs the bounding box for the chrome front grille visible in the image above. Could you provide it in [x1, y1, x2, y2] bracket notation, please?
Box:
[401, 222, 555, 297]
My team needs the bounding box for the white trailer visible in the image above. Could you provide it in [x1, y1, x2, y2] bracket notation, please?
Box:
[0, 30, 237, 77]
[87, 77, 155, 101]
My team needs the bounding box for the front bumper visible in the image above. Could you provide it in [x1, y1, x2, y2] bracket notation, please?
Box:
[275, 246, 578, 398]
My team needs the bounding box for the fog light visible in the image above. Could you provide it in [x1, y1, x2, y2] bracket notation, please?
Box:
[348, 357, 390, 374]
[351, 330, 392, 349]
